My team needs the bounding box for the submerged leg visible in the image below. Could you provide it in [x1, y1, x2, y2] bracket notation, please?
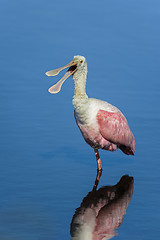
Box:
[94, 149, 102, 171]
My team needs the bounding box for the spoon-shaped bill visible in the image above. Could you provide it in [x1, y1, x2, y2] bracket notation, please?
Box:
[45, 60, 77, 76]
[48, 69, 75, 94]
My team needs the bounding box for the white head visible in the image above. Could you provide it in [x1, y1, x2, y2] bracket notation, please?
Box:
[45, 55, 87, 94]
[72, 55, 87, 69]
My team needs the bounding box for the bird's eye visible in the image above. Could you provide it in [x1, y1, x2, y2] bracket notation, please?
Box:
[80, 60, 83, 63]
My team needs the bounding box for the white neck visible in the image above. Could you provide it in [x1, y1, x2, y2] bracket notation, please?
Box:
[72, 69, 88, 110]
[73, 72, 88, 97]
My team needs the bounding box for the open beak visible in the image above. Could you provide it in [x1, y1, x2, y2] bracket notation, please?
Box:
[45, 59, 78, 94]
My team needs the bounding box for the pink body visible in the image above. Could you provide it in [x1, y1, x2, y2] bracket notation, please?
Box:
[74, 98, 135, 155]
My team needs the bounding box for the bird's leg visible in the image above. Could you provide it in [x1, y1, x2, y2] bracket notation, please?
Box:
[92, 169, 102, 191]
[92, 149, 103, 191]
[94, 149, 102, 171]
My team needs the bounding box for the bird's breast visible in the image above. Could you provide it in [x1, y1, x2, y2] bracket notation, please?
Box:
[73, 98, 118, 128]
[74, 103, 98, 128]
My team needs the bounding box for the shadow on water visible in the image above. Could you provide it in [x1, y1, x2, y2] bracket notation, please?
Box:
[70, 174, 134, 240]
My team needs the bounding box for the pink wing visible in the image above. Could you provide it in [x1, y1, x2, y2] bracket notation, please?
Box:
[97, 110, 135, 155]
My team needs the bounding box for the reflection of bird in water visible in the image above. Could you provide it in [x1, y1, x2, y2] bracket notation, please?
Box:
[70, 174, 134, 240]
[46, 56, 135, 170]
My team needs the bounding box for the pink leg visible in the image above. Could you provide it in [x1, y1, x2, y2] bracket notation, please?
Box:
[94, 149, 102, 171]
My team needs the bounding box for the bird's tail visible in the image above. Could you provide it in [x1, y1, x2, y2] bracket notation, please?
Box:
[119, 145, 134, 155]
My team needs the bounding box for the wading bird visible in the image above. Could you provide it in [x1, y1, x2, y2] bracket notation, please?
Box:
[45, 55, 135, 171]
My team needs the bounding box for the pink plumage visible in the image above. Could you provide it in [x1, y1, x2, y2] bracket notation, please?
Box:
[97, 110, 135, 155]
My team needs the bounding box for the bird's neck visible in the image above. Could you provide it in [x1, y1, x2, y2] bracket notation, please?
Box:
[72, 71, 88, 109]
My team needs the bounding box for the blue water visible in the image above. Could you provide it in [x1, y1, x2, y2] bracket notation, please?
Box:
[0, 0, 160, 239]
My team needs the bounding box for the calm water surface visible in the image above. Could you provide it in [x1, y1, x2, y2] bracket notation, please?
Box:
[0, 0, 160, 239]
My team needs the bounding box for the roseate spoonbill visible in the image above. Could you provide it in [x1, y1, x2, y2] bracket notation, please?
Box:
[45, 55, 135, 170]
[70, 175, 134, 240]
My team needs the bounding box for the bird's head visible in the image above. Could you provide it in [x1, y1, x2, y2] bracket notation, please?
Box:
[45, 55, 87, 94]
[72, 55, 86, 68]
